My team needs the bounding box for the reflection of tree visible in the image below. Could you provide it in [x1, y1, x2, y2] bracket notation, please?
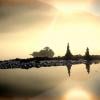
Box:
[66, 62, 72, 76]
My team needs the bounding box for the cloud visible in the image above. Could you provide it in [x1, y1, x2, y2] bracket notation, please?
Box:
[0, 0, 38, 6]
[0, 0, 100, 34]
[91, 0, 100, 15]
[40, 0, 91, 6]
[0, 1, 56, 33]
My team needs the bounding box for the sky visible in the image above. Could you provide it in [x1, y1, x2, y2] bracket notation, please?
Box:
[0, 0, 100, 59]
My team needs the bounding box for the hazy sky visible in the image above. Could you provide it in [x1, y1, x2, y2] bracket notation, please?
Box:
[0, 0, 100, 59]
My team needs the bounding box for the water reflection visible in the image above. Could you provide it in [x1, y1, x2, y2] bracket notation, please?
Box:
[85, 61, 92, 74]
[66, 64, 72, 76]
[65, 61, 98, 76]
[63, 87, 93, 100]
[0, 63, 99, 100]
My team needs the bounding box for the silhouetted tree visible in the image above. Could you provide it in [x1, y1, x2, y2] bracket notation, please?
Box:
[65, 43, 73, 60]
[31, 47, 54, 58]
[31, 52, 39, 58]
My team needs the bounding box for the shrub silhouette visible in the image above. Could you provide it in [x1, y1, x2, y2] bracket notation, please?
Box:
[31, 47, 54, 58]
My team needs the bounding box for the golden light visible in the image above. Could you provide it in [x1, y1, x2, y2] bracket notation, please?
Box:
[63, 88, 93, 100]
[0, 0, 100, 59]
[53, 3, 88, 14]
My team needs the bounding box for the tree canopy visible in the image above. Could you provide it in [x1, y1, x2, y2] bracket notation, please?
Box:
[31, 47, 54, 58]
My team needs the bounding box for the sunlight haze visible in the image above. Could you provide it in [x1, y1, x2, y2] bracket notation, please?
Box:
[0, 0, 100, 59]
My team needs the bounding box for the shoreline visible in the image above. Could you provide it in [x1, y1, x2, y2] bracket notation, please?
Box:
[0, 58, 100, 69]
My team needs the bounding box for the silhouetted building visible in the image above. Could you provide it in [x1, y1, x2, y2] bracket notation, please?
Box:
[84, 47, 91, 60]
[65, 43, 73, 60]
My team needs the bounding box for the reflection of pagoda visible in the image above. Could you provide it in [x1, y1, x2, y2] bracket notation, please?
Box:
[85, 61, 92, 74]
[86, 63, 90, 74]
[65, 43, 73, 60]
[66, 63, 72, 76]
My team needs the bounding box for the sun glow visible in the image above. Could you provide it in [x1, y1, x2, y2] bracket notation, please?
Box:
[63, 88, 93, 100]
[55, 4, 87, 14]
[0, 0, 100, 59]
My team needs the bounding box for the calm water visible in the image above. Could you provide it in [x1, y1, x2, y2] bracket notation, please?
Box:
[0, 64, 100, 100]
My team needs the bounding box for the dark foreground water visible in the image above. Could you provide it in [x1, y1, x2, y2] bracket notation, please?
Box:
[0, 64, 100, 100]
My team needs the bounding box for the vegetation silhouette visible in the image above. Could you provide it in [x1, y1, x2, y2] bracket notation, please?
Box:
[0, 43, 100, 73]
[30, 47, 54, 58]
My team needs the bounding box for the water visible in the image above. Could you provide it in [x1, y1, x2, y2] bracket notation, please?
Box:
[0, 64, 100, 100]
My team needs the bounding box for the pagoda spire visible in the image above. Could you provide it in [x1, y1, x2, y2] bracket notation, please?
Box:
[65, 43, 73, 60]
[84, 47, 91, 60]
